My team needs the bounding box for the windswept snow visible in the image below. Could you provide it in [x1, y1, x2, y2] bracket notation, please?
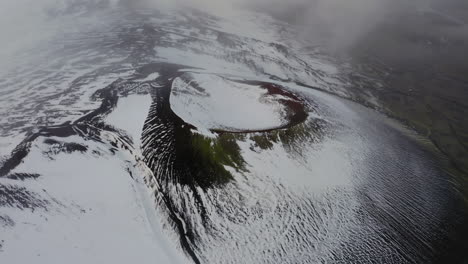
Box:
[0, 2, 466, 264]
[0, 135, 189, 264]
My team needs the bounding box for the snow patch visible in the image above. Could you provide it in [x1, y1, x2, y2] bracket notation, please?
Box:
[106, 94, 152, 149]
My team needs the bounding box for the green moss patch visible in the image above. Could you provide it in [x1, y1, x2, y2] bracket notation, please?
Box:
[174, 126, 247, 188]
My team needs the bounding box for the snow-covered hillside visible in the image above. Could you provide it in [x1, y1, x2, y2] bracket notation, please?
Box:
[0, 1, 466, 264]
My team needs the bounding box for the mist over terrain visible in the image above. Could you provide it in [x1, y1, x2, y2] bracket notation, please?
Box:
[1, 0, 468, 263]
[2, 0, 467, 56]
[1, 0, 468, 220]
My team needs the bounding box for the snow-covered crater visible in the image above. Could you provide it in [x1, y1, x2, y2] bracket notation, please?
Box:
[169, 72, 306, 133]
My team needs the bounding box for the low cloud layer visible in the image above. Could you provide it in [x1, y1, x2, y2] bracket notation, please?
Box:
[0, 0, 466, 60]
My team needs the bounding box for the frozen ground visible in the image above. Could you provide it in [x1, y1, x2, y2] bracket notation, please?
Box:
[0, 1, 466, 264]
